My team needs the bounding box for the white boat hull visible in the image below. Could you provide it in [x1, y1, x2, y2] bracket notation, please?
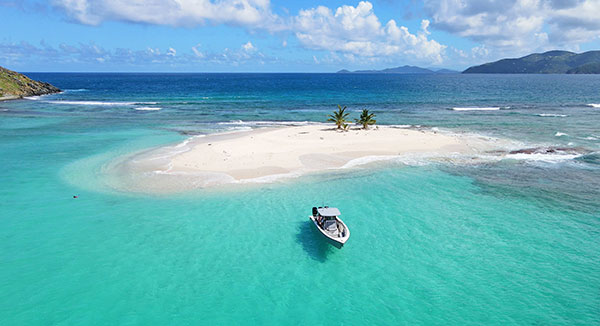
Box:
[309, 215, 350, 248]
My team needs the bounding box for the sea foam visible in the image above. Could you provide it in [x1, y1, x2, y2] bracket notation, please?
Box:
[538, 113, 567, 117]
[217, 120, 313, 127]
[505, 152, 581, 163]
[45, 100, 157, 106]
[588, 103, 600, 108]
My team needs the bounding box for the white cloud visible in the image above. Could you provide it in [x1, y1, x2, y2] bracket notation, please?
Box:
[0, 41, 278, 69]
[191, 43, 204, 58]
[424, 0, 600, 56]
[294, 1, 446, 63]
[421, 19, 431, 35]
[242, 41, 256, 52]
[51, 0, 447, 65]
[52, 0, 283, 31]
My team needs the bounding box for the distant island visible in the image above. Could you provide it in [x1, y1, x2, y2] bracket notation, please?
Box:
[0, 66, 61, 101]
[337, 65, 459, 74]
[463, 50, 600, 74]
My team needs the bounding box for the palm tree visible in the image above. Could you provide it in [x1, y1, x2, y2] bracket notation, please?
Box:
[328, 105, 350, 130]
[355, 109, 376, 129]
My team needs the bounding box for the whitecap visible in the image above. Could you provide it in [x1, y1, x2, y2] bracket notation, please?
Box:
[452, 107, 501, 111]
[555, 132, 568, 137]
[505, 153, 581, 163]
[588, 103, 600, 108]
[24, 96, 41, 100]
[538, 113, 567, 117]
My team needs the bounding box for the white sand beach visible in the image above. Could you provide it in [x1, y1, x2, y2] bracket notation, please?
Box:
[107, 123, 513, 193]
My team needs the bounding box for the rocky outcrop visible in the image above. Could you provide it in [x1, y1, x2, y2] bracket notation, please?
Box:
[0, 66, 61, 100]
[508, 147, 590, 155]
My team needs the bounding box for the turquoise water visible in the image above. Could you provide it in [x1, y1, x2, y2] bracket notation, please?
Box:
[1, 74, 599, 325]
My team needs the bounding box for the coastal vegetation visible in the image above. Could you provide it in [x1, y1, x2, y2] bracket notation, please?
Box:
[0, 66, 61, 100]
[355, 109, 376, 129]
[328, 106, 377, 130]
[328, 105, 350, 130]
[463, 50, 600, 74]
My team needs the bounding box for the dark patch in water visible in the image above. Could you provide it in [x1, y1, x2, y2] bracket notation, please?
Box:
[445, 161, 600, 215]
[509, 147, 590, 155]
[575, 152, 600, 165]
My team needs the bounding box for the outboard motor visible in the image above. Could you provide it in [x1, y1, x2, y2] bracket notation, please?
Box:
[312, 207, 318, 217]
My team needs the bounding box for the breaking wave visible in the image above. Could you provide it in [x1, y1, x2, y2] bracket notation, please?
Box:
[45, 100, 157, 106]
[538, 113, 567, 117]
[216, 120, 313, 127]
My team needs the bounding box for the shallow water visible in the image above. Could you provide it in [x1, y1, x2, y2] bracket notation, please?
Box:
[1, 73, 599, 325]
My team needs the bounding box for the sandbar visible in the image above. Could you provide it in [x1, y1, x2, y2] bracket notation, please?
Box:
[108, 124, 512, 193]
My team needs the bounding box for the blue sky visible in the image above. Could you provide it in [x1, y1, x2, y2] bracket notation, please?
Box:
[1, 0, 599, 72]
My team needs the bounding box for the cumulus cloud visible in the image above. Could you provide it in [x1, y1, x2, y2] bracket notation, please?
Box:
[424, 0, 600, 55]
[46, 0, 449, 65]
[294, 1, 446, 63]
[242, 41, 256, 52]
[0, 41, 275, 69]
[51, 0, 284, 31]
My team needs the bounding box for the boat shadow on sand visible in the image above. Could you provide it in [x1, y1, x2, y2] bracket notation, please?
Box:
[295, 220, 338, 262]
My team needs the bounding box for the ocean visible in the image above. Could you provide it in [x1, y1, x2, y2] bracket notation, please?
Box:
[1, 73, 599, 325]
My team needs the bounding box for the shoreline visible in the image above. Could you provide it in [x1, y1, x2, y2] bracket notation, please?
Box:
[0, 95, 20, 101]
[0, 90, 61, 102]
[105, 124, 519, 193]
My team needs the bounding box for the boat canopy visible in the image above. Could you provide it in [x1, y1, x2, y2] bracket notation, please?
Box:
[317, 207, 341, 217]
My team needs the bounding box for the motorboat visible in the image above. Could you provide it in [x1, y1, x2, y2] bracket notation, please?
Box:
[309, 206, 350, 248]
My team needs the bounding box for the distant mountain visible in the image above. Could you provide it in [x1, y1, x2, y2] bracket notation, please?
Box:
[463, 50, 600, 74]
[337, 65, 459, 74]
[432, 68, 460, 74]
[0, 66, 61, 101]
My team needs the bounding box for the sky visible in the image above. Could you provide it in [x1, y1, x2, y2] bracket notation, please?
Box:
[1, 0, 599, 72]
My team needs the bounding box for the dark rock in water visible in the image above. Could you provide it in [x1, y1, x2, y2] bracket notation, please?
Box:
[0, 66, 61, 100]
[509, 147, 590, 155]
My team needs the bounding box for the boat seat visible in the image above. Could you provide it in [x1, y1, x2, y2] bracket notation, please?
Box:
[323, 219, 338, 234]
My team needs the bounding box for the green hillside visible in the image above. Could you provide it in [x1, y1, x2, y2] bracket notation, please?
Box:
[463, 50, 600, 74]
[0, 66, 60, 100]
